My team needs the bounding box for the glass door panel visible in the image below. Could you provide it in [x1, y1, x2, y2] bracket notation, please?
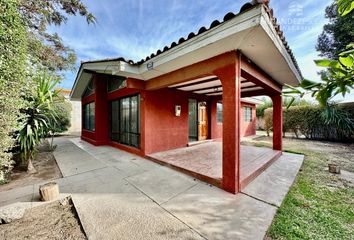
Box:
[188, 99, 198, 141]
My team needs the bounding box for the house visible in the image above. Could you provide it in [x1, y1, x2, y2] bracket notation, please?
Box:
[70, 1, 302, 194]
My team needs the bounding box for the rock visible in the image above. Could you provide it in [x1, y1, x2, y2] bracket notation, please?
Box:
[39, 182, 59, 201]
[328, 164, 340, 174]
[0, 205, 26, 224]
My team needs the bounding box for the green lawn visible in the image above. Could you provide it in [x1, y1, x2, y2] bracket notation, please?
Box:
[243, 136, 354, 239]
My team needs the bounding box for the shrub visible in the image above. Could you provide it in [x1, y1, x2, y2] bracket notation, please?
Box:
[49, 96, 72, 134]
[0, 0, 28, 181]
[264, 105, 354, 142]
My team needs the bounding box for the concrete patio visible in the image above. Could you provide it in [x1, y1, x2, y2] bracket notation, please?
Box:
[147, 142, 281, 189]
[0, 137, 304, 240]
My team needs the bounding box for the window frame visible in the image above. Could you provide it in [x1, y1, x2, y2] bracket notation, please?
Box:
[82, 78, 94, 97]
[244, 106, 253, 122]
[110, 94, 140, 148]
[216, 102, 223, 124]
[83, 102, 95, 131]
[107, 76, 127, 93]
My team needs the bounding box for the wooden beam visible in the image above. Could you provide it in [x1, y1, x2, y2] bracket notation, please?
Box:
[170, 77, 219, 89]
[191, 84, 222, 92]
[241, 55, 282, 93]
[241, 85, 263, 90]
[241, 89, 270, 97]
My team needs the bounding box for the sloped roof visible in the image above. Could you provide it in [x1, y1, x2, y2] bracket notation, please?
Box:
[81, 1, 302, 78]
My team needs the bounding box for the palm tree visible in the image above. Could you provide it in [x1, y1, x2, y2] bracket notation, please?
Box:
[18, 71, 59, 173]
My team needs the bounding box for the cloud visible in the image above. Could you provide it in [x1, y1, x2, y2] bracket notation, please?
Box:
[53, 0, 347, 103]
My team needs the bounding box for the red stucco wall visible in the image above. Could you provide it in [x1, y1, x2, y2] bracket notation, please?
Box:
[144, 88, 210, 154]
[210, 97, 223, 139]
[81, 77, 256, 155]
[144, 89, 188, 154]
[210, 98, 256, 140]
[240, 103, 257, 137]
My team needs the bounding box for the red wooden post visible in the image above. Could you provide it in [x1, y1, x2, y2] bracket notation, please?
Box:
[271, 94, 283, 151]
[94, 76, 109, 144]
[214, 51, 241, 194]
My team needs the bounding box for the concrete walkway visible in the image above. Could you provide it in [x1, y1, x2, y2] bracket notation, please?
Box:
[0, 137, 304, 240]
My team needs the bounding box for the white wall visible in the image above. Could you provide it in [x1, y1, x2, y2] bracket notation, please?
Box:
[68, 100, 81, 135]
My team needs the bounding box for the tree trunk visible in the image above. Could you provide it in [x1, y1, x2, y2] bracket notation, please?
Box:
[39, 182, 59, 201]
[50, 134, 54, 150]
[27, 157, 37, 174]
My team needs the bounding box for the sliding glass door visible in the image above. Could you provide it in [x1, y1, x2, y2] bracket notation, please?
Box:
[110, 95, 140, 148]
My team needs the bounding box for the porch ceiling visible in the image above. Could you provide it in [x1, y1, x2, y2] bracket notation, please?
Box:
[168, 75, 263, 97]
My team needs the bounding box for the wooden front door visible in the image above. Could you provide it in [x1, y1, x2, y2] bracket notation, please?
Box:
[198, 101, 208, 141]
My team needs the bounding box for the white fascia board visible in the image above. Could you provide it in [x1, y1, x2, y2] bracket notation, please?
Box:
[259, 7, 302, 85]
[82, 61, 140, 76]
[70, 66, 83, 99]
[70, 61, 141, 99]
[138, 6, 263, 79]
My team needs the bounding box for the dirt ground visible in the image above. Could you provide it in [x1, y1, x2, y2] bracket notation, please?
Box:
[0, 198, 86, 240]
[0, 141, 62, 192]
[256, 137, 354, 172]
[246, 135, 354, 172]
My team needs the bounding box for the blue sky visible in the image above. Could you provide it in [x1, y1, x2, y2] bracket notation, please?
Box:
[52, 0, 353, 102]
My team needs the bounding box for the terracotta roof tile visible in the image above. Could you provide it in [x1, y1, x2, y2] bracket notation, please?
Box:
[81, 1, 302, 78]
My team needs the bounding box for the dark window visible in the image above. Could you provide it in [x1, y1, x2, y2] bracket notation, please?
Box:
[188, 99, 198, 141]
[217, 102, 223, 123]
[107, 76, 126, 92]
[83, 102, 95, 131]
[244, 106, 252, 122]
[83, 78, 94, 97]
[110, 95, 140, 148]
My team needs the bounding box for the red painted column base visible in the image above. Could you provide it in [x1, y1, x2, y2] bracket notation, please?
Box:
[271, 94, 283, 151]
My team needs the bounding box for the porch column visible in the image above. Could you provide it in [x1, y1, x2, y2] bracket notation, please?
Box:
[94, 76, 109, 144]
[215, 51, 241, 194]
[271, 94, 283, 151]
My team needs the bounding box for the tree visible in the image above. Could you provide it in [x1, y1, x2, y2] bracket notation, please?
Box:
[283, 0, 354, 138]
[18, 72, 59, 173]
[316, 0, 354, 59]
[0, 0, 96, 181]
[17, 0, 96, 71]
[0, 0, 28, 182]
[284, 0, 354, 108]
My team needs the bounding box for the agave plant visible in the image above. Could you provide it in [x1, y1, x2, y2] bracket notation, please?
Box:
[18, 71, 59, 173]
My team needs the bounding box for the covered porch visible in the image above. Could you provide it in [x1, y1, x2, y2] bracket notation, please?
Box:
[142, 50, 286, 194]
[147, 142, 281, 190]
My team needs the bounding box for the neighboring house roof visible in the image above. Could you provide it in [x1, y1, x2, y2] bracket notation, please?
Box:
[80, 1, 301, 77]
[57, 88, 71, 95]
[71, 0, 303, 99]
[56, 88, 72, 100]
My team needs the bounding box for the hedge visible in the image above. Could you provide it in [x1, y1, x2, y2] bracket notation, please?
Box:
[0, 0, 28, 182]
[264, 105, 354, 142]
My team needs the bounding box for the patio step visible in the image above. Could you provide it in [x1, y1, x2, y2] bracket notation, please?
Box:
[144, 154, 222, 188]
[240, 150, 282, 190]
[187, 139, 214, 147]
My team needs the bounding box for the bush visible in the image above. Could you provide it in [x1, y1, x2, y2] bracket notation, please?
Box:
[0, 0, 28, 181]
[50, 97, 72, 134]
[264, 105, 354, 142]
